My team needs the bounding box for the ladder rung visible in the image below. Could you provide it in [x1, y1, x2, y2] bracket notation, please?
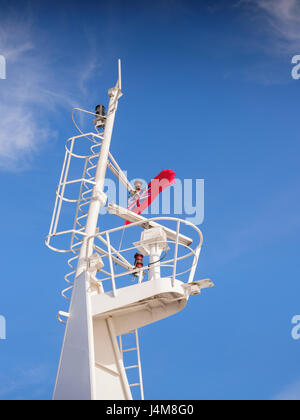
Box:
[129, 383, 140, 387]
[72, 241, 83, 248]
[122, 347, 137, 353]
[77, 214, 87, 220]
[125, 365, 138, 370]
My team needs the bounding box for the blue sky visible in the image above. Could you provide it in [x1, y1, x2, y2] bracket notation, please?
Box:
[0, 0, 300, 400]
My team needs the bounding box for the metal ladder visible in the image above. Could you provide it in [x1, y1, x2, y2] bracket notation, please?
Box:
[119, 329, 144, 400]
[71, 142, 100, 248]
[62, 141, 101, 302]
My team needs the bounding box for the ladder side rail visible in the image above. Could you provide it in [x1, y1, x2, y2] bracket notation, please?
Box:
[70, 156, 89, 249]
[120, 330, 144, 400]
[53, 138, 75, 235]
[135, 329, 144, 400]
[119, 335, 123, 352]
[106, 317, 132, 400]
[47, 147, 69, 241]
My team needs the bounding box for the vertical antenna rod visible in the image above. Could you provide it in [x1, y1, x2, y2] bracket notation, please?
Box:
[77, 61, 123, 274]
[118, 58, 122, 91]
[74, 61, 123, 399]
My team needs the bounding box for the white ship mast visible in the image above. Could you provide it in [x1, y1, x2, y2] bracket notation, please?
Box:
[46, 60, 213, 400]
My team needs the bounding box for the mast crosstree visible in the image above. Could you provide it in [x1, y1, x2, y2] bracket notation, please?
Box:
[46, 60, 213, 400]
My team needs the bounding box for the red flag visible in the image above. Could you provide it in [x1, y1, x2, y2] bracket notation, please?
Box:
[126, 169, 176, 224]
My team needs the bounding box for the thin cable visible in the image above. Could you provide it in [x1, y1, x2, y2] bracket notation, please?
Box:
[113, 223, 126, 271]
[71, 108, 104, 141]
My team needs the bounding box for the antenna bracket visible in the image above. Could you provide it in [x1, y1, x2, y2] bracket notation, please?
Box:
[92, 190, 107, 206]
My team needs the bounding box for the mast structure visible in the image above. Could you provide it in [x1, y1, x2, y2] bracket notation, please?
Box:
[77, 60, 122, 275]
[46, 61, 213, 400]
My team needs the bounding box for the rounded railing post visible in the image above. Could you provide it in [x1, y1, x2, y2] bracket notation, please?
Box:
[106, 232, 117, 297]
[172, 220, 180, 287]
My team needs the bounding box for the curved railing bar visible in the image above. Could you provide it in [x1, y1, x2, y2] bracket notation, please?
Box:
[57, 311, 70, 325]
[71, 108, 105, 141]
[61, 285, 73, 301]
[93, 217, 203, 244]
[94, 239, 196, 268]
[86, 217, 203, 288]
[65, 133, 102, 159]
[45, 229, 87, 253]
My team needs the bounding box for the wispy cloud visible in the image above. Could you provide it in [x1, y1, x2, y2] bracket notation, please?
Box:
[241, 0, 300, 53]
[0, 13, 100, 172]
[273, 380, 300, 400]
[0, 18, 64, 171]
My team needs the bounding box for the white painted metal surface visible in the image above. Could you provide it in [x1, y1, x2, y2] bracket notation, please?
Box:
[46, 60, 213, 400]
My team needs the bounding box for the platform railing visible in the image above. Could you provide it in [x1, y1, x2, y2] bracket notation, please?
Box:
[85, 217, 203, 296]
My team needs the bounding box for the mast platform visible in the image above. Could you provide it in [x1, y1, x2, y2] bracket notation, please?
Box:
[45, 61, 213, 400]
